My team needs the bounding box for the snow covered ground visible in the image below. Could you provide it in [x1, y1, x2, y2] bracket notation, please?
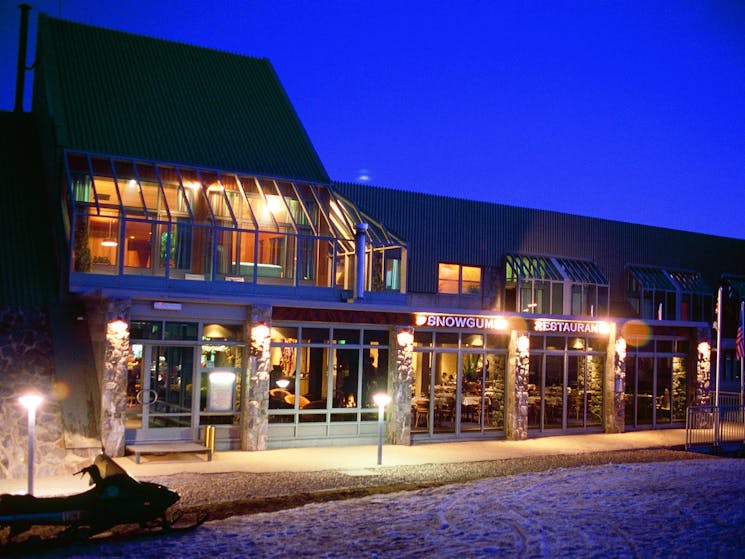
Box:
[23, 458, 745, 558]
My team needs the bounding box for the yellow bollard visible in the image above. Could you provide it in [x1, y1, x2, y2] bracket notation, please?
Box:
[205, 425, 215, 454]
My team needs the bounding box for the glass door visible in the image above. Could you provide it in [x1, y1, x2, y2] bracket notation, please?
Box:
[126, 344, 197, 442]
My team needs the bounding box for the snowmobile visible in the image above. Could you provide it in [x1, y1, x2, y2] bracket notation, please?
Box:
[0, 452, 196, 541]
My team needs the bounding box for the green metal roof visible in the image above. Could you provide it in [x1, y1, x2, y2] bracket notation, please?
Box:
[32, 15, 329, 183]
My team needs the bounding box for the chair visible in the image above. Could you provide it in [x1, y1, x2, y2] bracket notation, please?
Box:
[414, 401, 429, 428]
[437, 397, 454, 425]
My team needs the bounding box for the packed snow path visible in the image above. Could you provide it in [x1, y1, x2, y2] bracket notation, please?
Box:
[21, 458, 745, 558]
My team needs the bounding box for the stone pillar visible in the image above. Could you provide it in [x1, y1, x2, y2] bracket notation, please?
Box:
[391, 327, 414, 445]
[101, 299, 130, 457]
[604, 323, 625, 433]
[695, 338, 711, 406]
[505, 331, 529, 441]
[241, 305, 271, 451]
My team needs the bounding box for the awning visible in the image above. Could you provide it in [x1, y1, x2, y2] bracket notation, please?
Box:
[627, 265, 709, 294]
[505, 254, 608, 285]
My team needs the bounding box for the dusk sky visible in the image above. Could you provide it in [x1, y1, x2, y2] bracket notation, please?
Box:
[2, 1, 743, 239]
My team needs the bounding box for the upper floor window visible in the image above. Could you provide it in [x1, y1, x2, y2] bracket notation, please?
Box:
[504, 254, 609, 316]
[438, 263, 481, 296]
[626, 265, 712, 322]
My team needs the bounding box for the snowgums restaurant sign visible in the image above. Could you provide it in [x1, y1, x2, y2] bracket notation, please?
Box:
[533, 319, 612, 335]
[415, 313, 509, 330]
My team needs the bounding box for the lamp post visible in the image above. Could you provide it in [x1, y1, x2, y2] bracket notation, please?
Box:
[18, 393, 43, 495]
[372, 392, 391, 465]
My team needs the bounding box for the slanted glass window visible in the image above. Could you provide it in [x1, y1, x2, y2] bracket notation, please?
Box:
[504, 254, 609, 316]
[65, 152, 406, 292]
[438, 263, 481, 296]
[627, 266, 712, 322]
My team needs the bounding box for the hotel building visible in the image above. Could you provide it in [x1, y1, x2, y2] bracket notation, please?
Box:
[1, 13, 744, 477]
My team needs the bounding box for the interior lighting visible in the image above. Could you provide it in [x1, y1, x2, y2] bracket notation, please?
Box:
[101, 219, 118, 247]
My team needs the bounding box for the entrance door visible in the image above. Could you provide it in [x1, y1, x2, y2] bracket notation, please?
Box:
[126, 344, 197, 442]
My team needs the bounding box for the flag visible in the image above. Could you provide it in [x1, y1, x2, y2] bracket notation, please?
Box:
[737, 302, 745, 362]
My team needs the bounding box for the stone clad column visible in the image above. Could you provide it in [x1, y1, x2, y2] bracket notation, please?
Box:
[695, 336, 711, 406]
[101, 299, 130, 457]
[391, 327, 414, 445]
[604, 322, 625, 433]
[241, 305, 271, 451]
[505, 331, 529, 441]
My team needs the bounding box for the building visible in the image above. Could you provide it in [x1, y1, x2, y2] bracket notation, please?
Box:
[1, 12, 744, 478]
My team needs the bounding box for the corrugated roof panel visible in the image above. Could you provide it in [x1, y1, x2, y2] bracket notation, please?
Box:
[33, 15, 329, 183]
[333, 181, 745, 302]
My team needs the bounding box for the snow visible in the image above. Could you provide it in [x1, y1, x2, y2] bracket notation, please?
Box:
[25, 458, 745, 558]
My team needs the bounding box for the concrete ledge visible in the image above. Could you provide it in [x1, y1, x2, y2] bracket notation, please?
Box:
[125, 443, 212, 464]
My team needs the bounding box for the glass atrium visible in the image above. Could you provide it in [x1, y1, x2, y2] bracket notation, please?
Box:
[65, 152, 406, 293]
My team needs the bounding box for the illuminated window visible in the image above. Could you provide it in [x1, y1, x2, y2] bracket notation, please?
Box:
[438, 263, 481, 296]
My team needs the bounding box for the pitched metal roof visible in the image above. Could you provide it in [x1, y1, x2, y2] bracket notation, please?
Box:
[32, 15, 329, 183]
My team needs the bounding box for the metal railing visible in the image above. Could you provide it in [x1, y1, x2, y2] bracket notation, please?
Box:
[686, 403, 745, 452]
[718, 391, 744, 407]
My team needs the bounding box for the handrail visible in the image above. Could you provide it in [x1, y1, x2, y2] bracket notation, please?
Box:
[686, 404, 745, 452]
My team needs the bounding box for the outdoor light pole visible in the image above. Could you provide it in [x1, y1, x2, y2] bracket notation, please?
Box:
[372, 393, 391, 465]
[18, 394, 43, 495]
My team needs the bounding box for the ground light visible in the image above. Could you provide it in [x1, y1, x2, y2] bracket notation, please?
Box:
[372, 392, 391, 465]
[18, 393, 43, 495]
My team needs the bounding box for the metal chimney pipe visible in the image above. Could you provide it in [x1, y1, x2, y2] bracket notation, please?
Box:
[14, 4, 32, 113]
[354, 223, 368, 299]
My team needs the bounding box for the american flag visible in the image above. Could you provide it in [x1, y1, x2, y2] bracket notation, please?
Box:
[737, 302, 745, 362]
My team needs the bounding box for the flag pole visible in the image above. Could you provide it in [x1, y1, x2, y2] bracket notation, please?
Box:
[715, 286, 722, 406]
[737, 300, 745, 406]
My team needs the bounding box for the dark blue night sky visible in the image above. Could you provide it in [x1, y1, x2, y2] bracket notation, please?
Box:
[2, 1, 743, 238]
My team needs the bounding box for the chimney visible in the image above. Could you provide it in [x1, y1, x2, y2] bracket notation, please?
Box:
[14, 4, 32, 113]
[354, 223, 368, 300]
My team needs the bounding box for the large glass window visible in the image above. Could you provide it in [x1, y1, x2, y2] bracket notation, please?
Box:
[268, 326, 390, 425]
[624, 337, 688, 428]
[412, 331, 507, 437]
[528, 334, 606, 432]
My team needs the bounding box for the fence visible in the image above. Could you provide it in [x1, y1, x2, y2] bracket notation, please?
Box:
[686, 401, 745, 453]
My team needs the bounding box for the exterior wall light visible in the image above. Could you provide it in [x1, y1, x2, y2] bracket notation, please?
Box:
[396, 328, 414, 347]
[517, 335, 530, 353]
[250, 322, 270, 356]
[108, 315, 128, 335]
